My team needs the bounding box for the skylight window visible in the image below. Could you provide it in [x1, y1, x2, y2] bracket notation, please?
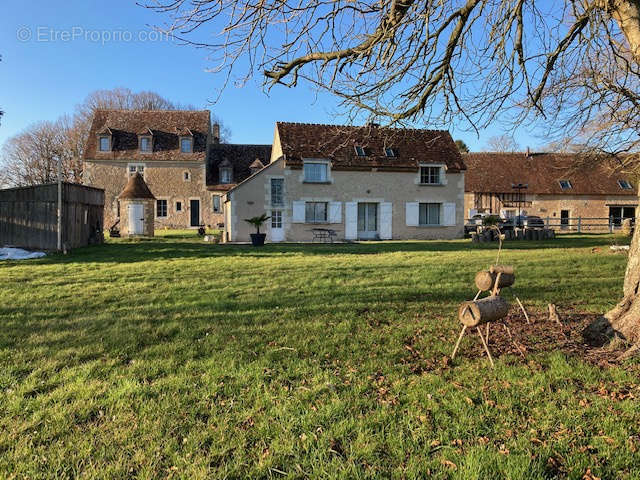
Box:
[618, 179, 633, 190]
[354, 146, 366, 157]
[385, 147, 396, 157]
[558, 180, 572, 190]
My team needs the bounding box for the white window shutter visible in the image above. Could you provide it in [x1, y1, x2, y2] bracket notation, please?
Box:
[344, 202, 357, 239]
[379, 202, 393, 239]
[443, 202, 456, 226]
[329, 202, 342, 224]
[292, 201, 305, 223]
[405, 202, 419, 226]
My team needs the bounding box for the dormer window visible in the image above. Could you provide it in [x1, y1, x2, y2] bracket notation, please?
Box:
[354, 146, 366, 157]
[220, 167, 233, 184]
[618, 179, 633, 190]
[139, 136, 152, 153]
[180, 137, 193, 153]
[558, 180, 572, 190]
[385, 147, 396, 157]
[99, 136, 111, 152]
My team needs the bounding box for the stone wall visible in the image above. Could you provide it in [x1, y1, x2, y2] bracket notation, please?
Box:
[120, 199, 155, 237]
[227, 158, 465, 242]
[84, 160, 226, 230]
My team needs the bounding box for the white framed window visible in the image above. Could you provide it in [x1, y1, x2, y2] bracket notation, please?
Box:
[558, 180, 572, 190]
[420, 166, 441, 185]
[385, 147, 396, 157]
[305, 202, 328, 223]
[176, 201, 182, 212]
[419, 203, 441, 225]
[180, 137, 193, 153]
[212, 195, 221, 213]
[99, 136, 111, 152]
[139, 136, 152, 152]
[128, 163, 145, 177]
[220, 167, 233, 184]
[271, 210, 283, 228]
[156, 199, 168, 218]
[271, 178, 284, 205]
[618, 179, 633, 190]
[354, 146, 366, 157]
[304, 162, 328, 183]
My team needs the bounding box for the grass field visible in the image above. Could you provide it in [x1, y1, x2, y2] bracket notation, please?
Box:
[2, 233, 639, 479]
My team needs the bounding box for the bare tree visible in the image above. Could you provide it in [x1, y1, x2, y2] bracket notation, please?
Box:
[485, 135, 520, 153]
[1, 120, 74, 186]
[145, 0, 640, 348]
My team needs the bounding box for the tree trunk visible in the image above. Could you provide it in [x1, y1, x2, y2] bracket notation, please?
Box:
[604, 222, 640, 343]
[601, 1, 640, 345]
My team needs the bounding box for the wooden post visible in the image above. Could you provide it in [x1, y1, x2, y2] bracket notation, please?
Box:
[610, 216, 614, 233]
[477, 327, 495, 368]
[578, 217, 581, 233]
[451, 325, 467, 360]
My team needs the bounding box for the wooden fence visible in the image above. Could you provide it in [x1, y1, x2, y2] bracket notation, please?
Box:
[0, 183, 105, 251]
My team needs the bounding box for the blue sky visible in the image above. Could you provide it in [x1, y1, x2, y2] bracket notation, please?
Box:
[0, 0, 541, 150]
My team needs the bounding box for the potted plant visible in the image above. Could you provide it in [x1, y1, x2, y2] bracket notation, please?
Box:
[244, 214, 270, 246]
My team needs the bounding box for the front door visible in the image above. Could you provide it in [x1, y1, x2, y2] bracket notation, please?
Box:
[358, 202, 378, 239]
[128, 203, 144, 235]
[190, 199, 200, 227]
[270, 210, 284, 242]
[560, 210, 570, 230]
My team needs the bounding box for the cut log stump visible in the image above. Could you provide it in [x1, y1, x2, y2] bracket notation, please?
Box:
[459, 295, 510, 327]
[475, 270, 515, 292]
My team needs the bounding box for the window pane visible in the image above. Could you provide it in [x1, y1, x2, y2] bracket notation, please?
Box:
[428, 203, 440, 224]
[358, 203, 366, 230]
[100, 137, 109, 151]
[367, 203, 377, 230]
[271, 210, 282, 228]
[157, 200, 167, 217]
[304, 163, 327, 182]
[141, 137, 151, 151]
[181, 138, 192, 153]
[305, 202, 314, 222]
[212, 196, 220, 212]
[271, 178, 283, 205]
[317, 202, 327, 222]
[419, 204, 427, 225]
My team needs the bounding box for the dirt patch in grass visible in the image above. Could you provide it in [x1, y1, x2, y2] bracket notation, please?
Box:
[405, 308, 635, 373]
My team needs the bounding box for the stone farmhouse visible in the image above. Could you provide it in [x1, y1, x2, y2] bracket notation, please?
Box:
[83, 110, 272, 232]
[223, 122, 467, 242]
[464, 152, 637, 229]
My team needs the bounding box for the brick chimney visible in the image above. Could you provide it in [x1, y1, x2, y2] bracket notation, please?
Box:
[212, 123, 220, 144]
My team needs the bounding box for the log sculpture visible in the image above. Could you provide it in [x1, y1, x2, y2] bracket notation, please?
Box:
[474, 268, 515, 292]
[458, 295, 510, 327]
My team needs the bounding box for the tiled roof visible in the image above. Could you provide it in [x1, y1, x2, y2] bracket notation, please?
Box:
[276, 122, 466, 172]
[118, 173, 156, 200]
[464, 152, 637, 195]
[84, 110, 210, 162]
[206, 143, 272, 190]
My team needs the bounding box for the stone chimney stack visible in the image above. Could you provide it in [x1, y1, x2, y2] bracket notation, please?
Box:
[212, 123, 220, 144]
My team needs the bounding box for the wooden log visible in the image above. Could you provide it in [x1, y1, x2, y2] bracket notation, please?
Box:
[458, 295, 510, 327]
[490, 265, 514, 275]
[475, 270, 515, 291]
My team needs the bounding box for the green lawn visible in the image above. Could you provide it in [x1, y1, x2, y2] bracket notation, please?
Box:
[2, 234, 639, 479]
